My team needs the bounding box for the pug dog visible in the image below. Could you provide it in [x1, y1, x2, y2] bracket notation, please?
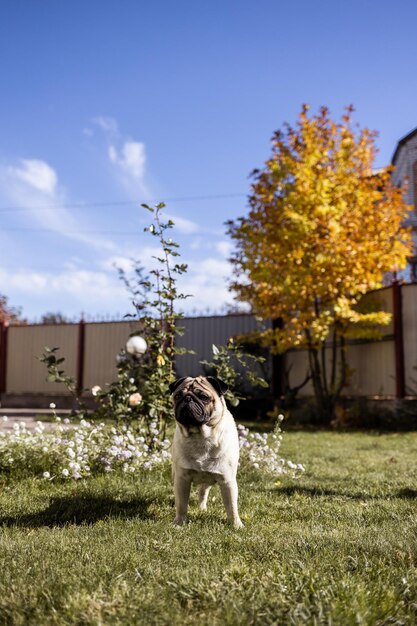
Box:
[169, 375, 243, 529]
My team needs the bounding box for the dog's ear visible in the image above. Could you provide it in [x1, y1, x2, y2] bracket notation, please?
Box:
[169, 377, 188, 394]
[206, 376, 228, 397]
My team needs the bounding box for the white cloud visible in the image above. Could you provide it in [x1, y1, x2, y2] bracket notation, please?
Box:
[101, 255, 136, 273]
[93, 116, 119, 134]
[93, 114, 151, 199]
[0, 247, 238, 318]
[215, 240, 233, 258]
[8, 159, 57, 195]
[101, 250, 235, 314]
[0, 158, 116, 252]
[198, 258, 231, 275]
[165, 212, 199, 235]
[0, 266, 125, 301]
[189, 237, 203, 250]
[177, 254, 235, 313]
[109, 140, 146, 181]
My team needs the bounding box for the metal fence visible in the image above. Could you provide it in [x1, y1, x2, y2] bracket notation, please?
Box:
[286, 283, 415, 398]
[0, 283, 416, 405]
[0, 314, 263, 403]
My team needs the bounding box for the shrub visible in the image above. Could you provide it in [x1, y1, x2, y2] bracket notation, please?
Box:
[0, 412, 304, 481]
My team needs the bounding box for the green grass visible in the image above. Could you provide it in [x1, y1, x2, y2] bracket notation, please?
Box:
[1, 431, 417, 625]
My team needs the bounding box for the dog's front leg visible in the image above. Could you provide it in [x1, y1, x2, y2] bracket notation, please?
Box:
[219, 479, 244, 529]
[198, 484, 211, 511]
[173, 473, 191, 525]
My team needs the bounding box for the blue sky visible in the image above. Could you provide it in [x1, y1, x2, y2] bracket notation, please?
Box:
[1, 0, 417, 321]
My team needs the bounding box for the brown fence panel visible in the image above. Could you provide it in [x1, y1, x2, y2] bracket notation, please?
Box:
[175, 314, 268, 378]
[343, 340, 396, 396]
[401, 283, 417, 395]
[6, 324, 79, 395]
[287, 339, 397, 398]
[83, 321, 142, 391]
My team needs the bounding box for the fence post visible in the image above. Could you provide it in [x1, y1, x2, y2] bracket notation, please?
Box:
[392, 281, 405, 398]
[77, 318, 86, 395]
[0, 321, 9, 397]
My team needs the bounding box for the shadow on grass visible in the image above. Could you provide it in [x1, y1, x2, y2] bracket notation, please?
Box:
[271, 485, 417, 500]
[396, 488, 417, 499]
[0, 494, 159, 528]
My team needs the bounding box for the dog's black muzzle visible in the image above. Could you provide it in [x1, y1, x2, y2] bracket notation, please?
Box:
[175, 393, 208, 427]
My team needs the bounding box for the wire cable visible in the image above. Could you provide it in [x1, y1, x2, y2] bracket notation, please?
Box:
[0, 192, 246, 213]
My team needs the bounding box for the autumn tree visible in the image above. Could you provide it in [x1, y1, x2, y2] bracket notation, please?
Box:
[227, 105, 411, 422]
[0, 294, 26, 325]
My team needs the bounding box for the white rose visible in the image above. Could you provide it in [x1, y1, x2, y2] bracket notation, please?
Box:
[126, 336, 147, 356]
[91, 385, 101, 396]
[129, 392, 143, 407]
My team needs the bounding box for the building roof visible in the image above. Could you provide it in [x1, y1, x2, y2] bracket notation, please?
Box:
[392, 126, 417, 165]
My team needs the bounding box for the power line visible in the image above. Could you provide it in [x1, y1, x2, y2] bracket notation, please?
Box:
[0, 227, 146, 235]
[0, 192, 246, 213]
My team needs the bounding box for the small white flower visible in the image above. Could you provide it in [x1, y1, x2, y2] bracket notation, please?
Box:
[63, 418, 70, 424]
[49, 403, 56, 409]
[43, 471, 51, 479]
[62, 469, 69, 477]
[91, 385, 101, 396]
[129, 378, 135, 384]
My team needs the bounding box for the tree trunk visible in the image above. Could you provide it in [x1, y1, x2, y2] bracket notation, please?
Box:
[306, 328, 348, 424]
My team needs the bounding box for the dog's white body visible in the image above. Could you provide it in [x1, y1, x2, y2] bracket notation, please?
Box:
[171, 379, 243, 528]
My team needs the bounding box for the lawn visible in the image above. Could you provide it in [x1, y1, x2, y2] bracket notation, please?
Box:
[1, 430, 417, 625]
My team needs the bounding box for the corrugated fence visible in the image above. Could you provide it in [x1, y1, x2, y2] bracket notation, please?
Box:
[0, 284, 416, 404]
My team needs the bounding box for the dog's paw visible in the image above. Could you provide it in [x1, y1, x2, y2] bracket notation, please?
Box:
[232, 518, 244, 529]
[173, 516, 188, 526]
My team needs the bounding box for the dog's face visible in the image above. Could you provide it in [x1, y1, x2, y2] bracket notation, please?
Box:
[169, 376, 228, 428]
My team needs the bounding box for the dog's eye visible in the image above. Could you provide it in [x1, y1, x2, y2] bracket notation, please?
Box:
[199, 394, 210, 403]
